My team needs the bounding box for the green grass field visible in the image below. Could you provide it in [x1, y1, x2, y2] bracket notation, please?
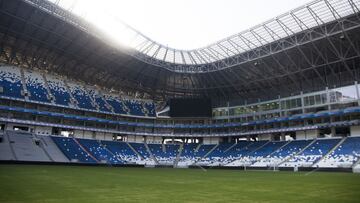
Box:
[0, 164, 360, 203]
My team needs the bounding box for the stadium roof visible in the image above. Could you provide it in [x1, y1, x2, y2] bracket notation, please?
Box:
[50, 0, 360, 73]
[0, 0, 360, 103]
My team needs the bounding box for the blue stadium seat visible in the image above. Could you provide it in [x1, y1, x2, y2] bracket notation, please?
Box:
[125, 100, 145, 116]
[46, 75, 71, 106]
[24, 70, 50, 103]
[0, 66, 24, 99]
[68, 83, 96, 110]
[77, 138, 122, 164]
[51, 136, 97, 163]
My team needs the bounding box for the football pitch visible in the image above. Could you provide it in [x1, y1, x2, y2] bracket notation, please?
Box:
[0, 164, 359, 203]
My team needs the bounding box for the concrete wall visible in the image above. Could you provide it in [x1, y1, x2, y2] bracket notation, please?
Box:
[203, 137, 220, 145]
[146, 136, 162, 144]
[258, 134, 272, 141]
[5, 123, 34, 132]
[73, 130, 84, 138]
[350, 126, 360, 137]
[127, 135, 143, 143]
[296, 129, 319, 140]
[83, 131, 94, 139]
[34, 126, 52, 136]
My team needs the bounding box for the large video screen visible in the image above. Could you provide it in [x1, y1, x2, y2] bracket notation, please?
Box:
[169, 98, 212, 118]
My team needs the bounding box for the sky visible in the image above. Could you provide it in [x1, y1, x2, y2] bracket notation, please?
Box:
[53, 0, 314, 50]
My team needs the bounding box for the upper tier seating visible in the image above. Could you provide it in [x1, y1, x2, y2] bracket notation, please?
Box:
[46, 75, 71, 106]
[51, 136, 97, 163]
[125, 100, 145, 116]
[77, 138, 122, 164]
[101, 140, 141, 164]
[282, 138, 341, 167]
[105, 95, 128, 114]
[0, 65, 24, 98]
[24, 70, 50, 103]
[0, 65, 157, 117]
[317, 137, 360, 168]
[67, 82, 96, 110]
[88, 89, 112, 112]
[144, 102, 156, 117]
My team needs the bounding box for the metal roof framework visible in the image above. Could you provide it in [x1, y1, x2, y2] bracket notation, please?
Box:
[0, 0, 360, 103]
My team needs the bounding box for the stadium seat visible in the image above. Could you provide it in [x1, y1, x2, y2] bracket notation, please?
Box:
[0, 65, 24, 99]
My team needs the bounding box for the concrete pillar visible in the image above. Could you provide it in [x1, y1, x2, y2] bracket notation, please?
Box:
[331, 127, 336, 137]
[281, 132, 286, 141]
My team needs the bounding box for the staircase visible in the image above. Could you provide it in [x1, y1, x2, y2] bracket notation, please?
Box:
[352, 157, 360, 168]
[174, 143, 184, 167]
[224, 142, 238, 153]
[84, 87, 98, 110]
[144, 142, 159, 165]
[99, 140, 122, 163]
[41, 73, 55, 104]
[33, 134, 54, 162]
[126, 142, 144, 160]
[63, 80, 78, 107]
[194, 144, 218, 164]
[267, 140, 292, 157]
[72, 138, 99, 163]
[101, 93, 115, 114]
[19, 68, 29, 100]
[5, 131, 17, 160]
[195, 143, 202, 152]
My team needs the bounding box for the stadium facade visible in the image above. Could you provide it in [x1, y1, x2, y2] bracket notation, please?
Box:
[0, 0, 360, 171]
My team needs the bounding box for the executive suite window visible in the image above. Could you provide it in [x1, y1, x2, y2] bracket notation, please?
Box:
[281, 98, 302, 109]
[304, 93, 327, 106]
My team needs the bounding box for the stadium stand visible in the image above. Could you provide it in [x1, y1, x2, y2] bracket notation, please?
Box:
[125, 100, 145, 117]
[51, 136, 97, 163]
[129, 142, 156, 165]
[88, 89, 112, 113]
[38, 135, 69, 162]
[105, 95, 128, 114]
[77, 138, 122, 164]
[0, 65, 156, 117]
[46, 74, 72, 106]
[24, 70, 50, 103]
[317, 137, 360, 168]
[281, 138, 341, 167]
[0, 131, 16, 161]
[2, 129, 360, 171]
[101, 140, 142, 164]
[255, 140, 313, 167]
[7, 131, 51, 162]
[0, 65, 24, 99]
[67, 82, 96, 110]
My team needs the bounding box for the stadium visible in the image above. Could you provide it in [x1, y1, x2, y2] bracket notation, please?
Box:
[0, 0, 360, 202]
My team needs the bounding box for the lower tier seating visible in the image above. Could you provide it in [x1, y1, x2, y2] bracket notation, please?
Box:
[281, 138, 341, 167]
[317, 137, 360, 168]
[51, 136, 97, 163]
[1, 131, 359, 169]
